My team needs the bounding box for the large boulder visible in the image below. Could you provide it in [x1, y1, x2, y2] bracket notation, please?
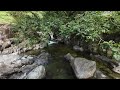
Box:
[64, 53, 96, 79]
[71, 58, 96, 79]
[25, 65, 46, 79]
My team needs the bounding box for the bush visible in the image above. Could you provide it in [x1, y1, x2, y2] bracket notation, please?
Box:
[9, 11, 49, 45]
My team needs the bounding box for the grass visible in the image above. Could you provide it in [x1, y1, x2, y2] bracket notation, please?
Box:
[0, 11, 14, 24]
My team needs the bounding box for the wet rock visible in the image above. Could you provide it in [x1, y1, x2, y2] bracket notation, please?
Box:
[91, 54, 120, 74]
[92, 55, 119, 69]
[113, 66, 120, 74]
[20, 64, 37, 74]
[34, 52, 49, 65]
[64, 53, 74, 61]
[73, 45, 84, 52]
[94, 70, 109, 79]
[27, 56, 34, 60]
[26, 65, 46, 79]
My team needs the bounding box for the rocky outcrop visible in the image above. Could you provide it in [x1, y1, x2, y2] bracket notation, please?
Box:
[64, 53, 96, 79]
[0, 52, 49, 79]
[0, 40, 47, 54]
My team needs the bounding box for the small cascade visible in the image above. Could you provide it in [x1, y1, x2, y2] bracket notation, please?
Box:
[48, 40, 58, 45]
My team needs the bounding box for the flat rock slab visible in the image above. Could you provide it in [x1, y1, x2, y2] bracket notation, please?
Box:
[0, 53, 21, 65]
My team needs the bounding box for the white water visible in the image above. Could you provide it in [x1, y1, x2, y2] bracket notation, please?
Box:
[48, 41, 58, 45]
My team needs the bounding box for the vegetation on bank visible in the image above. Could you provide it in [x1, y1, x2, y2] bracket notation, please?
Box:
[0, 11, 14, 24]
[1, 11, 120, 61]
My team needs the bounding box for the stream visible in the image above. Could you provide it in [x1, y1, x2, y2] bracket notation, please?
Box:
[25, 42, 120, 79]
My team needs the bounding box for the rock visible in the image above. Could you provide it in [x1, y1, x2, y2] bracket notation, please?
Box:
[11, 60, 22, 67]
[64, 53, 96, 79]
[2, 40, 11, 49]
[34, 44, 40, 50]
[0, 62, 14, 77]
[0, 52, 48, 79]
[93, 55, 119, 69]
[40, 43, 47, 49]
[28, 47, 33, 50]
[21, 56, 26, 60]
[34, 52, 49, 65]
[94, 70, 109, 79]
[2, 49, 9, 54]
[91, 54, 120, 75]
[0, 53, 21, 65]
[64, 53, 74, 61]
[27, 56, 34, 60]
[73, 45, 84, 52]
[26, 65, 46, 79]
[113, 66, 120, 74]
[70, 57, 96, 79]
[21, 58, 34, 65]
[17, 73, 27, 79]
[23, 48, 27, 52]
[20, 64, 37, 74]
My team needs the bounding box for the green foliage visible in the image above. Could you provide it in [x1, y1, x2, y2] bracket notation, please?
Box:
[60, 11, 113, 42]
[100, 40, 120, 60]
[9, 11, 49, 45]
[0, 11, 14, 24]
[8, 11, 120, 61]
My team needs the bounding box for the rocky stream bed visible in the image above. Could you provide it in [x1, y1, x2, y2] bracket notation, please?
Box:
[1, 42, 120, 79]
